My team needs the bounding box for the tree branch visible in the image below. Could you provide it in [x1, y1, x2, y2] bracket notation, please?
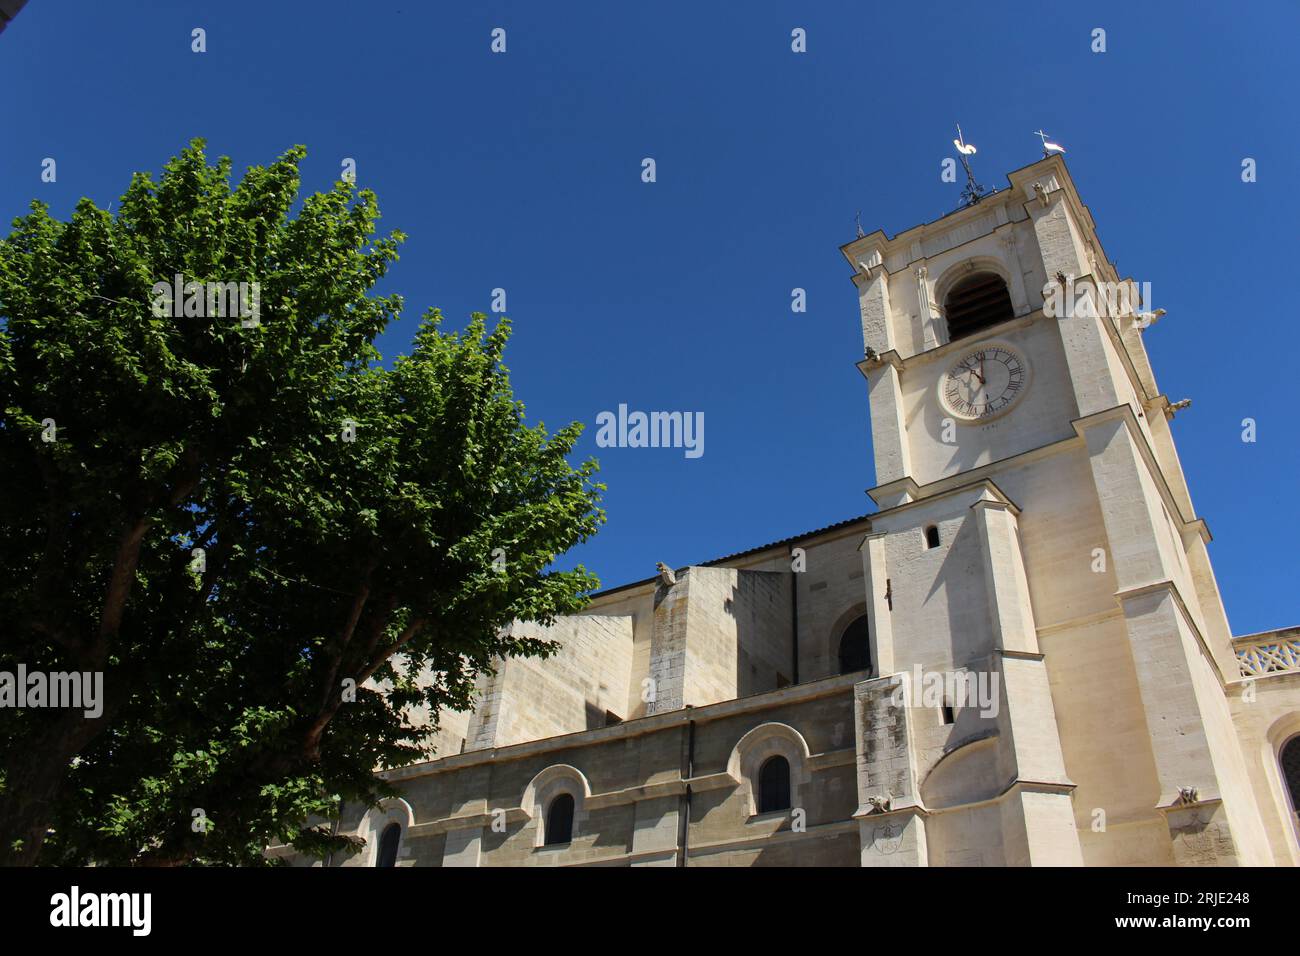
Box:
[95, 516, 151, 658]
[300, 613, 428, 763]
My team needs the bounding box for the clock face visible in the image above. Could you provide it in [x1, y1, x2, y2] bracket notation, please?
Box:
[939, 343, 1029, 421]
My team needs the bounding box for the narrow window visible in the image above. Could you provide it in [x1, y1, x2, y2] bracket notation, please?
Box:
[376, 822, 401, 868]
[941, 700, 955, 725]
[838, 616, 873, 676]
[757, 755, 792, 813]
[1281, 736, 1300, 818]
[545, 793, 575, 846]
[925, 525, 941, 549]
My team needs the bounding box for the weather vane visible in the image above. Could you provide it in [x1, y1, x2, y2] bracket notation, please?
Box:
[953, 124, 990, 206]
[1033, 130, 1067, 158]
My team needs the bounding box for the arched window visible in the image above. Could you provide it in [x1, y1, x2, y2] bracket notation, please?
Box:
[545, 793, 575, 846]
[944, 271, 1013, 342]
[757, 755, 792, 813]
[1281, 736, 1300, 817]
[375, 822, 401, 868]
[838, 616, 873, 676]
[925, 525, 941, 549]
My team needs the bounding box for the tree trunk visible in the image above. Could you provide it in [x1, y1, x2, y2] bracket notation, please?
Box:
[0, 708, 112, 865]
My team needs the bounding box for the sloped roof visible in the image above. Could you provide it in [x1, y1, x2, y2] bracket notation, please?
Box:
[590, 511, 874, 599]
[0, 1, 29, 34]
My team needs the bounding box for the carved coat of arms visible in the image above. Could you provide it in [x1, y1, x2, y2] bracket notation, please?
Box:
[872, 821, 903, 855]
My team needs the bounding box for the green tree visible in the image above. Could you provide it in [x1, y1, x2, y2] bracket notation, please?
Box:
[0, 140, 602, 865]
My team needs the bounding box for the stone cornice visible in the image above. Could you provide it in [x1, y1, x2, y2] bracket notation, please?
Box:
[864, 402, 1211, 548]
[840, 157, 1104, 283]
[1035, 606, 1124, 639]
[1000, 649, 1046, 662]
[839, 160, 1056, 268]
[866, 474, 1021, 519]
[857, 348, 905, 375]
[857, 309, 1043, 377]
[969, 495, 1021, 518]
[680, 819, 860, 859]
[405, 748, 856, 836]
[853, 802, 927, 822]
[384, 671, 863, 785]
[866, 775, 1080, 821]
[407, 807, 531, 838]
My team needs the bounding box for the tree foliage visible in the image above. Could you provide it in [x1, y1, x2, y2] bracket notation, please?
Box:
[0, 140, 603, 865]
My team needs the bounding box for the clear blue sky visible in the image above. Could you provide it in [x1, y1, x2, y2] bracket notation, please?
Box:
[2, 1, 1296, 634]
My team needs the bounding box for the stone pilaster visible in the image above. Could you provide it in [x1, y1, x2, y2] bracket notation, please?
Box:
[971, 496, 1039, 656]
[1080, 410, 1265, 863]
[998, 228, 1031, 316]
[854, 674, 928, 866]
[859, 532, 895, 677]
[854, 254, 893, 354]
[441, 825, 482, 867]
[865, 360, 913, 487]
[972, 495, 1082, 864]
[1031, 191, 1126, 419]
[628, 796, 681, 866]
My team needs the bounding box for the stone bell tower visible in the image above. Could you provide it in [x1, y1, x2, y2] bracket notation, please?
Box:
[840, 155, 1273, 866]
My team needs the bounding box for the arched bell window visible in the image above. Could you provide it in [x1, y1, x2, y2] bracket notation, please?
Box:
[545, 793, 575, 846]
[838, 616, 873, 676]
[945, 271, 1014, 342]
[375, 822, 401, 868]
[757, 755, 792, 813]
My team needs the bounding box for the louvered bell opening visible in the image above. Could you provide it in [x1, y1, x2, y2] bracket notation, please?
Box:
[944, 272, 1014, 342]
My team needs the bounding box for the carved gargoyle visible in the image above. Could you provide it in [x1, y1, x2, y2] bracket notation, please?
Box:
[866, 794, 892, 815]
[1176, 786, 1200, 806]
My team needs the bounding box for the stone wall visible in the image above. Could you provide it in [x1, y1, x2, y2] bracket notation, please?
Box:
[646, 566, 792, 714]
[467, 615, 633, 750]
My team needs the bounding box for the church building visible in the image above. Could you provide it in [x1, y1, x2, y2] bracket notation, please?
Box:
[272, 154, 1300, 867]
